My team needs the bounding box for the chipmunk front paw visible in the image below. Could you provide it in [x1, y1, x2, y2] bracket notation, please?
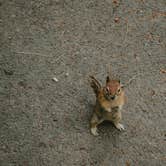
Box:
[91, 127, 99, 136]
[107, 108, 112, 112]
[115, 123, 125, 131]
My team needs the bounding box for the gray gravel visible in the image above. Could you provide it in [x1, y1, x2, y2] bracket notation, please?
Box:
[0, 0, 166, 165]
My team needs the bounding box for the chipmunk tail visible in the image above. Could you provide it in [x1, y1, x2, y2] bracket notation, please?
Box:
[89, 76, 101, 97]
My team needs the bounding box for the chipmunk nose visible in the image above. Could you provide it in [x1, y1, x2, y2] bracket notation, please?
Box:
[111, 96, 115, 100]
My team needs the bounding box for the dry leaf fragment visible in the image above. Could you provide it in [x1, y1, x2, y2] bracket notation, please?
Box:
[150, 90, 155, 96]
[152, 11, 166, 19]
[160, 69, 166, 74]
[113, 0, 119, 4]
[114, 17, 120, 23]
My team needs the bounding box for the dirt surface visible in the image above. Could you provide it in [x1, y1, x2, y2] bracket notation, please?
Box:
[0, 0, 166, 165]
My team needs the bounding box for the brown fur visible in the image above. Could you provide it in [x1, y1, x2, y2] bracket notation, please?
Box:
[89, 76, 126, 136]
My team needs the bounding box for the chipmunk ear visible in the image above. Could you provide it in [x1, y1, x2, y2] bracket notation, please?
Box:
[106, 76, 110, 83]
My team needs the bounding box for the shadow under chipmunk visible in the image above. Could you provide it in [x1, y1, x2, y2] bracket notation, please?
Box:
[89, 75, 127, 136]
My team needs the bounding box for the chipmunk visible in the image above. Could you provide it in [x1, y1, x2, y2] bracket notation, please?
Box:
[89, 75, 126, 136]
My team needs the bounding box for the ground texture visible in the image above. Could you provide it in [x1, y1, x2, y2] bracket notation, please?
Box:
[0, 0, 166, 165]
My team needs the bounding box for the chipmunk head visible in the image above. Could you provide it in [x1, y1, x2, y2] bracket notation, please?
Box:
[104, 76, 123, 100]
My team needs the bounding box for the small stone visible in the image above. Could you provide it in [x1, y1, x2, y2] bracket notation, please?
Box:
[65, 72, 69, 76]
[52, 77, 58, 82]
[11, 14, 16, 18]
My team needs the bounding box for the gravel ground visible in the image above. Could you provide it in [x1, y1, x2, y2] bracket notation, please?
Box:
[0, 0, 166, 165]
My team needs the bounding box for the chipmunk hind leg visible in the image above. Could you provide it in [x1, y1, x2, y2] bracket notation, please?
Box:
[90, 112, 103, 136]
[112, 110, 125, 131]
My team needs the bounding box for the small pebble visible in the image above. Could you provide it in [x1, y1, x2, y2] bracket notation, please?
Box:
[11, 14, 16, 18]
[52, 77, 58, 82]
[65, 72, 69, 76]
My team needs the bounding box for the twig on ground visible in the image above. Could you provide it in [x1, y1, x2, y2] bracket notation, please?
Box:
[14, 51, 49, 57]
[14, 51, 65, 64]
[123, 19, 129, 45]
